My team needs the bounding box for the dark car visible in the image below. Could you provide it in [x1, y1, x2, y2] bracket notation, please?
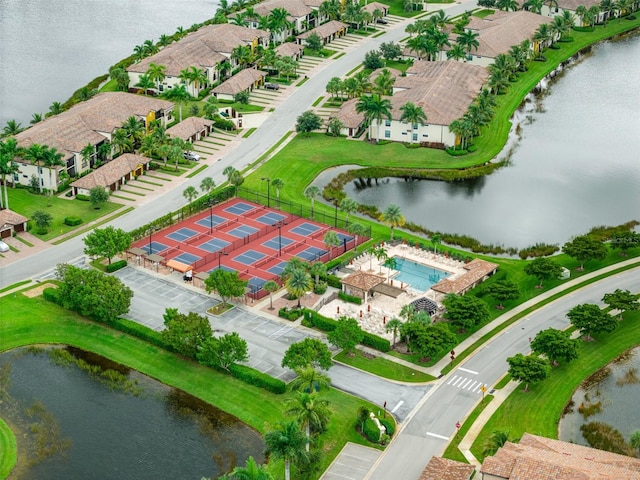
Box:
[265, 83, 280, 91]
[376, 18, 388, 24]
[183, 151, 201, 161]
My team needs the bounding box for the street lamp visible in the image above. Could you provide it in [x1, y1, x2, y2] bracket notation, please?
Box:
[208, 198, 214, 235]
[218, 251, 228, 269]
[273, 221, 288, 257]
[148, 225, 158, 255]
[261, 177, 271, 208]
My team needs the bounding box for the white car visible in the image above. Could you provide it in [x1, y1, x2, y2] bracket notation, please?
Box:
[183, 151, 201, 161]
[0, 240, 9, 253]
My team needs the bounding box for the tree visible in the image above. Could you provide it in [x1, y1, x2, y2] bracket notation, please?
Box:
[135, 74, 155, 94]
[373, 69, 395, 96]
[523, 257, 563, 288]
[309, 261, 326, 285]
[447, 44, 467, 62]
[0, 137, 19, 210]
[163, 85, 191, 122]
[200, 177, 216, 195]
[443, 294, 490, 331]
[486, 279, 519, 309]
[197, 332, 249, 371]
[32, 210, 53, 234]
[399, 102, 428, 144]
[483, 430, 510, 457]
[289, 367, 331, 393]
[326, 77, 343, 100]
[204, 269, 248, 307]
[229, 456, 273, 480]
[326, 117, 344, 137]
[379, 42, 403, 61]
[282, 338, 333, 371]
[2, 120, 24, 137]
[523, 0, 544, 13]
[21, 143, 46, 193]
[48, 101, 64, 116]
[567, 303, 617, 341]
[83, 227, 132, 265]
[324, 230, 341, 260]
[146, 62, 167, 92]
[610, 231, 640, 255]
[306, 32, 323, 53]
[530, 328, 579, 366]
[602, 289, 640, 319]
[456, 29, 479, 56]
[496, 0, 519, 10]
[89, 186, 110, 209]
[363, 50, 384, 70]
[162, 309, 213, 359]
[304, 185, 321, 218]
[285, 392, 331, 451]
[385, 318, 403, 347]
[347, 223, 366, 251]
[339, 198, 357, 225]
[563, 235, 608, 270]
[263, 421, 309, 480]
[263, 280, 280, 310]
[405, 322, 457, 360]
[379, 204, 404, 240]
[506, 353, 551, 392]
[183, 185, 198, 206]
[327, 316, 363, 355]
[631, 430, 640, 456]
[296, 111, 323, 136]
[285, 268, 313, 307]
[271, 178, 284, 207]
[55, 263, 133, 322]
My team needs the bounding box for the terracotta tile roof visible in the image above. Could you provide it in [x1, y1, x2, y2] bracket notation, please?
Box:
[419, 457, 475, 480]
[0, 209, 29, 229]
[297, 20, 348, 40]
[301, 0, 323, 8]
[481, 433, 640, 479]
[432, 258, 498, 294]
[392, 61, 489, 125]
[212, 68, 267, 95]
[71, 153, 151, 190]
[275, 42, 305, 58]
[363, 2, 389, 14]
[456, 10, 554, 58]
[331, 98, 365, 129]
[14, 93, 173, 157]
[166, 116, 214, 140]
[251, 0, 312, 19]
[556, 0, 600, 10]
[342, 270, 386, 290]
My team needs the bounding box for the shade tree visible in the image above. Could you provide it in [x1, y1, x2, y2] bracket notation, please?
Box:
[162, 308, 213, 359]
[602, 289, 640, 319]
[530, 328, 579, 366]
[402, 322, 456, 360]
[379, 204, 405, 240]
[506, 353, 551, 392]
[486, 279, 520, 309]
[282, 338, 333, 371]
[197, 332, 249, 371]
[327, 316, 364, 355]
[204, 269, 248, 307]
[567, 303, 617, 341]
[296, 111, 323, 136]
[443, 294, 490, 331]
[523, 257, 563, 288]
[563, 235, 608, 270]
[83, 226, 131, 264]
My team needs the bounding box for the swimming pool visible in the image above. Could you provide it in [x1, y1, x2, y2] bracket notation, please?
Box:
[388, 256, 450, 291]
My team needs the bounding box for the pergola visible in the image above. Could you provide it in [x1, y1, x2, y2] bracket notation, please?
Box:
[341, 271, 386, 304]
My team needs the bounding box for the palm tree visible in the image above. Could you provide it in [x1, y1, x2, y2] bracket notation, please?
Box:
[339, 197, 357, 225]
[163, 85, 191, 122]
[343, 1, 364, 30]
[600, 0, 615, 23]
[230, 11, 250, 27]
[447, 44, 467, 61]
[121, 116, 145, 150]
[229, 456, 273, 480]
[324, 230, 341, 260]
[271, 178, 284, 207]
[30, 113, 43, 125]
[48, 101, 64, 116]
[289, 367, 331, 393]
[231, 45, 253, 70]
[356, 94, 393, 143]
[41, 146, 65, 201]
[429, 9, 450, 29]
[399, 102, 428, 144]
[200, 177, 216, 195]
[285, 392, 331, 452]
[326, 77, 343, 100]
[0, 137, 19, 209]
[523, 0, 544, 13]
[263, 279, 280, 310]
[180, 66, 208, 97]
[483, 430, 510, 456]
[286, 268, 312, 307]
[456, 30, 480, 57]
[183, 186, 198, 206]
[319, 0, 341, 20]
[380, 204, 405, 240]
[2, 120, 23, 137]
[385, 318, 403, 347]
[264, 421, 309, 480]
[497, 0, 519, 10]
[135, 74, 155, 95]
[146, 63, 167, 93]
[269, 8, 293, 44]
[373, 69, 395, 96]
[533, 24, 552, 55]
[304, 185, 321, 218]
[21, 143, 46, 193]
[347, 222, 366, 251]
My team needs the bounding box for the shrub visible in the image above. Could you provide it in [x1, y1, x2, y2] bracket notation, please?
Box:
[108, 318, 167, 350]
[213, 117, 236, 131]
[363, 416, 383, 442]
[307, 310, 339, 332]
[279, 307, 303, 321]
[42, 287, 61, 304]
[313, 281, 328, 295]
[339, 291, 362, 305]
[105, 260, 128, 273]
[75, 194, 90, 201]
[321, 273, 342, 289]
[64, 216, 83, 226]
[445, 148, 468, 156]
[307, 311, 390, 352]
[379, 418, 395, 437]
[229, 364, 286, 394]
[362, 332, 390, 352]
[468, 145, 478, 153]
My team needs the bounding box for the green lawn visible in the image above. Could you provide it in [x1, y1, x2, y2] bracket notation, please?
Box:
[473, 9, 496, 18]
[0, 290, 388, 480]
[0, 419, 16, 480]
[334, 349, 435, 382]
[470, 309, 640, 462]
[7, 189, 122, 241]
[383, 59, 413, 73]
[443, 395, 494, 463]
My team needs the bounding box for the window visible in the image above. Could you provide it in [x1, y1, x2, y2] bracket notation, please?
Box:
[412, 133, 418, 142]
[402, 131, 407, 135]
[13, 173, 18, 181]
[384, 130, 390, 138]
[385, 119, 391, 127]
[413, 123, 418, 130]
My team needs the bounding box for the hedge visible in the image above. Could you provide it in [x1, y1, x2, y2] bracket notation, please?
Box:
[75, 194, 90, 201]
[279, 307, 303, 321]
[338, 291, 362, 305]
[313, 281, 328, 295]
[229, 363, 286, 394]
[105, 260, 128, 273]
[379, 418, 395, 437]
[363, 417, 383, 443]
[108, 317, 167, 350]
[42, 287, 61, 304]
[362, 332, 390, 353]
[64, 216, 83, 226]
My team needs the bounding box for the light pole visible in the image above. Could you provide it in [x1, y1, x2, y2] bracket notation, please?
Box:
[208, 198, 214, 235]
[148, 225, 157, 255]
[218, 251, 228, 269]
[274, 221, 288, 257]
[261, 177, 271, 208]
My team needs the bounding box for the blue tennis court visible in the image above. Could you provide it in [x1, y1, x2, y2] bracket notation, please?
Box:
[225, 202, 255, 215]
[228, 225, 259, 238]
[336, 232, 354, 242]
[166, 228, 198, 242]
[208, 265, 237, 274]
[196, 214, 227, 229]
[267, 261, 288, 276]
[297, 246, 327, 261]
[141, 241, 168, 255]
[256, 212, 287, 225]
[290, 222, 321, 237]
[234, 249, 266, 266]
[262, 236, 294, 251]
[172, 252, 201, 265]
[247, 277, 267, 291]
[198, 238, 230, 253]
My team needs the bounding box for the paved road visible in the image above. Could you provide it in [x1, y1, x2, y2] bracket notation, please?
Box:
[367, 267, 640, 479]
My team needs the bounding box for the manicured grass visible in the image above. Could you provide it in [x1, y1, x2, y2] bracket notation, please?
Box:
[334, 349, 435, 382]
[0, 280, 31, 294]
[312, 96, 324, 107]
[217, 100, 265, 113]
[186, 164, 208, 178]
[373, 31, 387, 38]
[14, 235, 33, 247]
[442, 395, 494, 463]
[51, 206, 134, 245]
[333, 52, 347, 59]
[470, 309, 640, 461]
[303, 47, 337, 58]
[383, 59, 413, 73]
[473, 9, 495, 18]
[0, 291, 386, 480]
[296, 76, 310, 86]
[377, 0, 423, 17]
[7, 189, 122, 241]
[134, 178, 163, 187]
[0, 419, 16, 480]
[243, 127, 257, 138]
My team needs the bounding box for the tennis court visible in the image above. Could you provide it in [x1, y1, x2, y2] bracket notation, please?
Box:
[247, 276, 267, 291]
[228, 225, 259, 238]
[267, 261, 288, 276]
[173, 252, 201, 265]
[262, 236, 294, 251]
[297, 246, 327, 261]
[234, 249, 266, 266]
[167, 228, 198, 242]
[225, 202, 255, 215]
[141, 241, 169, 255]
[198, 238, 230, 253]
[195, 215, 226, 229]
[335, 232, 354, 242]
[255, 212, 287, 225]
[290, 222, 321, 237]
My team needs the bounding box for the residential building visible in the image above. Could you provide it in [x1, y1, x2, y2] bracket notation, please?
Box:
[420, 456, 475, 480]
[211, 68, 267, 102]
[539, 0, 605, 26]
[329, 98, 365, 137]
[296, 20, 349, 46]
[275, 42, 305, 61]
[252, 0, 315, 40]
[70, 153, 151, 196]
[166, 117, 215, 143]
[0, 209, 28, 238]
[13, 93, 173, 189]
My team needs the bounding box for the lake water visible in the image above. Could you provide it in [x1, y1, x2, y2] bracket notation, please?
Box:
[559, 346, 640, 453]
[343, 33, 640, 249]
[0, 0, 219, 127]
[1, 347, 264, 479]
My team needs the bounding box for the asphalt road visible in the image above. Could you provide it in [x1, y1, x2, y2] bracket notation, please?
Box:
[368, 267, 640, 479]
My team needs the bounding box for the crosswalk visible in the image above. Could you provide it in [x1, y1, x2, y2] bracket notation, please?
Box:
[446, 374, 487, 393]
